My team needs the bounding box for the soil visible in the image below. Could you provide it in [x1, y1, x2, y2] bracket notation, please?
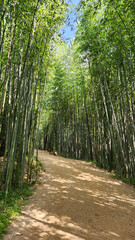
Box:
[3, 150, 135, 240]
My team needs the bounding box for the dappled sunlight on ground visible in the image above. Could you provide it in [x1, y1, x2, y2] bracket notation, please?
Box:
[4, 151, 135, 240]
[75, 172, 121, 185]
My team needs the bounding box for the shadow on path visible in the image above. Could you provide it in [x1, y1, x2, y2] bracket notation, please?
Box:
[4, 151, 135, 240]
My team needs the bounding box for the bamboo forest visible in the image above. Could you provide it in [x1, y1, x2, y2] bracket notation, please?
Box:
[0, 0, 135, 238]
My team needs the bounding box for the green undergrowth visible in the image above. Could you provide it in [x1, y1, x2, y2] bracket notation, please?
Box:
[112, 173, 135, 186]
[37, 159, 46, 172]
[95, 161, 135, 186]
[95, 162, 135, 187]
[0, 159, 45, 239]
[0, 183, 36, 239]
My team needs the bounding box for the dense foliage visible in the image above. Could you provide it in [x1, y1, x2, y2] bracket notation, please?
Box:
[0, 0, 67, 199]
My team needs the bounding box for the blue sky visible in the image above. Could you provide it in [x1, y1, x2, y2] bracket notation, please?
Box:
[61, 0, 80, 44]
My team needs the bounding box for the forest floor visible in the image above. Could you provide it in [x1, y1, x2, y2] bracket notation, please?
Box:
[3, 151, 135, 240]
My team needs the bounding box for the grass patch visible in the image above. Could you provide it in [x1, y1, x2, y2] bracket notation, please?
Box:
[31, 157, 46, 178]
[0, 183, 37, 239]
[37, 160, 46, 172]
[0, 159, 45, 239]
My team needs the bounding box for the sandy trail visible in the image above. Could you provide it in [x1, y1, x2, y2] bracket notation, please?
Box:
[4, 150, 135, 240]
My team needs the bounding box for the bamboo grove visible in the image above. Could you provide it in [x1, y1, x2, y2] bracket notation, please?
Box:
[0, 0, 135, 200]
[0, 0, 67, 198]
[39, 0, 135, 183]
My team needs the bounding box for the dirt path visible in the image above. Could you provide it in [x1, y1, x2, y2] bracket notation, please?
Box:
[4, 151, 135, 240]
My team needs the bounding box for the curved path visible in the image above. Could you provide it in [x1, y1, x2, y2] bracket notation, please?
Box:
[4, 151, 135, 240]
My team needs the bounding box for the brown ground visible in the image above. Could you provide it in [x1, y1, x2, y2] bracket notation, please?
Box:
[4, 151, 135, 240]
